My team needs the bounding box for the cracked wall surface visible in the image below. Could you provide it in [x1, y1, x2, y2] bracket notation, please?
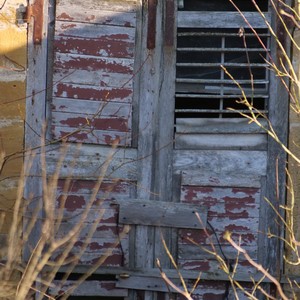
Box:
[0, 0, 27, 239]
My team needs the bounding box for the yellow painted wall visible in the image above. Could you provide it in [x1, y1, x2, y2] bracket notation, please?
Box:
[0, 0, 27, 239]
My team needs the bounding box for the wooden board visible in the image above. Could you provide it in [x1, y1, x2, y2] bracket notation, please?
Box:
[45, 144, 138, 180]
[177, 11, 270, 28]
[118, 199, 207, 229]
[175, 133, 267, 150]
[176, 118, 268, 134]
[51, 1, 137, 145]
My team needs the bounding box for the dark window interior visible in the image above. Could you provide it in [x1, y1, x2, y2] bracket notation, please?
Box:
[178, 0, 268, 11]
[175, 1, 270, 124]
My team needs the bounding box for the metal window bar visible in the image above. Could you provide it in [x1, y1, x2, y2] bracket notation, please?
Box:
[175, 29, 270, 120]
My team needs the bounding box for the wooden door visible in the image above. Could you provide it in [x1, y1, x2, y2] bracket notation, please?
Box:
[25, 0, 290, 298]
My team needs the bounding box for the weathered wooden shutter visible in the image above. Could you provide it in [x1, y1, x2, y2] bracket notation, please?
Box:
[117, 0, 289, 298]
[26, 0, 290, 298]
[45, 0, 140, 297]
[51, 0, 136, 146]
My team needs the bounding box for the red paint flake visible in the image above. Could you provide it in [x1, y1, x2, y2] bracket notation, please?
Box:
[56, 179, 131, 194]
[180, 260, 210, 271]
[124, 21, 131, 27]
[96, 225, 120, 235]
[57, 130, 88, 141]
[85, 15, 95, 22]
[88, 253, 123, 266]
[60, 23, 77, 30]
[224, 224, 250, 232]
[59, 116, 130, 132]
[58, 195, 85, 211]
[57, 13, 74, 21]
[54, 83, 133, 102]
[232, 187, 259, 195]
[54, 37, 134, 58]
[203, 293, 225, 300]
[104, 134, 121, 145]
[54, 55, 133, 74]
[179, 229, 210, 244]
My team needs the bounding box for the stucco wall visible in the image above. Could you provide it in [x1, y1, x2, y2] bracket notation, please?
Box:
[0, 0, 26, 241]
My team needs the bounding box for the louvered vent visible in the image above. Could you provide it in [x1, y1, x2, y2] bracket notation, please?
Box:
[175, 0, 270, 126]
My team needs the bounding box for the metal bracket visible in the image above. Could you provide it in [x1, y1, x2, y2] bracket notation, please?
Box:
[25, 0, 44, 45]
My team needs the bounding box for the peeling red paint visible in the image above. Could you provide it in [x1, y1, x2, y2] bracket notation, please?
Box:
[104, 134, 121, 145]
[58, 116, 130, 132]
[57, 179, 132, 194]
[60, 23, 77, 30]
[54, 55, 133, 74]
[58, 195, 86, 211]
[85, 15, 95, 22]
[89, 253, 123, 266]
[179, 260, 210, 271]
[54, 83, 133, 102]
[57, 12, 74, 21]
[57, 130, 88, 141]
[232, 187, 259, 195]
[224, 224, 250, 232]
[54, 37, 134, 58]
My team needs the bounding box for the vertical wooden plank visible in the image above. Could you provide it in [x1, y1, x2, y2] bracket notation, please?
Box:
[24, 0, 49, 261]
[262, 0, 291, 277]
[133, 0, 176, 299]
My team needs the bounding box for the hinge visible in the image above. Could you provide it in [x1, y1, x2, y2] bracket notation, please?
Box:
[23, 0, 44, 45]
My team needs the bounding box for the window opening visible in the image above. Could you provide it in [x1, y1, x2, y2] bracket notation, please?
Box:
[175, 0, 270, 126]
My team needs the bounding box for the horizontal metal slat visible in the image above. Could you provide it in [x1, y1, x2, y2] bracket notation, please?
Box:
[175, 109, 268, 113]
[175, 94, 269, 99]
[177, 47, 269, 52]
[176, 78, 269, 84]
[178, 32, 270, 37]
[177, 63, 269, 67]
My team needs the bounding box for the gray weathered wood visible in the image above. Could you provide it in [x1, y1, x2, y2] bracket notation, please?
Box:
[52, 98, 132, 115]
[176, 118, 268, 134]
[56, 0, 137, 13]
[260, 0, 291, 277]
[56, 1, 136, 27]
[23, 0, 49, 262]
[118, 199, 207, 229]
[53, 265, 272, 282]
[49, 280, 128, 297]
[55, 21, 136, 39]
[181, 171, 262, 188]
[177, 12, 270, 28]
[46, 144, 138, 180]
[175, 133, 267, 150]
[173, 150, 267, 176]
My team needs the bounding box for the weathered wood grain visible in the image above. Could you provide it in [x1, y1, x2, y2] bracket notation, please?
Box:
[173, 150, 267, 176]
[52, 126, 132, 146]
[23, 0, 49, 261]
[52, 98, 132, 115]
[53, 69, 133, 88]
[181, 170, 261, 187]
[49, 280, 128, 297]
[175, 133, 267, 150]
[176, 118, 268, 134]
[56, 0, 137, 13]
[54, 53, 134, 75]
[177, 12, 270, 28]
[118, 199, 207, 229]
[56, 6, 136, 27]
[55, 21, 136, 40]
[46, 144, 138, 180]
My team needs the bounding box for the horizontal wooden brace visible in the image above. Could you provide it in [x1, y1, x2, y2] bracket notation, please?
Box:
[116, 199, 207, 229]
[177, 12, 270, 28]
[50, 266, 273, 285]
